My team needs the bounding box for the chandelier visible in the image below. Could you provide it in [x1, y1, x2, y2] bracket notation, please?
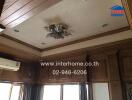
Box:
[45, 23, 71, 39]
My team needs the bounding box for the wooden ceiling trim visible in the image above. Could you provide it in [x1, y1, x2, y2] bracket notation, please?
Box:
[0, 0, 62, 28]
[0, 0, 33, 21]
[121, 0, 132, 29]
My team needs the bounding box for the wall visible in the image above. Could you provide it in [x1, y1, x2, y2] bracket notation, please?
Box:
[0, 53, 37, 84]
[0, 38, 132, 100]
[37, 39, 132, 100]
[38, 39, 132, 83]
[37, 53, 87, 83]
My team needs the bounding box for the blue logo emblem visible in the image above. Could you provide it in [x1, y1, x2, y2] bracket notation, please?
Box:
[111, 5, 125, 16]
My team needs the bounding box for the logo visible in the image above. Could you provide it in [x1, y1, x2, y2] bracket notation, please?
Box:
[111, 5, 125, 16]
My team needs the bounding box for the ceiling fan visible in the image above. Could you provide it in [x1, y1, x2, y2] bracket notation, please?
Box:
[44, 16, 72, 39]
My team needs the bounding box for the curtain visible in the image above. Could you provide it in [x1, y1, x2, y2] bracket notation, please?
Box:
[21, 84, 44, 100]
[80, 84, 88, 100]
[30, 84, 44, 100]
[22, 84, 32, 100]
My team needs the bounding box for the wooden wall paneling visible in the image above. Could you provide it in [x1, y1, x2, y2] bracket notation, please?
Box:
[38, 39, 132, 84]
[88, 53, 108, 82]
[105, 50, 124, 100]
[119, 48, 132, 82]
[0, 62, 36, 83]
[0, 0, 5, 16]
[108, 81, 123, 100]
[121, 0, 132, 29]
[62, 54, 87, 83]
[0, 52, 37, 83]
[106, 51, 120, 81]
[36, 39, 132, 100]
[37, 54, 88, 84]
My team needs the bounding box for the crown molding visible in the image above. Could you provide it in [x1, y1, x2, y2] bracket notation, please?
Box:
[41, 30, 132, 57]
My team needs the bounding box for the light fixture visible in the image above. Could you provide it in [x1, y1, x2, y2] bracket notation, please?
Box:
[102, 24, 108, 27]
[0, 24, 6, 32]
[45, 23, 71, 39]
[41, 42, 46, 45]
[14, 29, 20, 32]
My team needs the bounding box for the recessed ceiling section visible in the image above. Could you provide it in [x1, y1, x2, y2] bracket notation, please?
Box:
[3, 0, 129, 49]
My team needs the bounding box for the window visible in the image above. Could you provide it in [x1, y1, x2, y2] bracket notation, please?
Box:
[43, 84, 87, 100]
[43, 85, 61, 100]
[43, 83, 110, 100]
[10, 85, 21, 100]
[63, 85, 79, 100]
[0, 83, 11, 100]
[92, 83, 110, 100]
[0, 83, 23, 100]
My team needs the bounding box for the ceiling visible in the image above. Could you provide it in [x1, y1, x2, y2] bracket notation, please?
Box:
[2, 0, 129, 49]
[0, 0, 61, 27]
